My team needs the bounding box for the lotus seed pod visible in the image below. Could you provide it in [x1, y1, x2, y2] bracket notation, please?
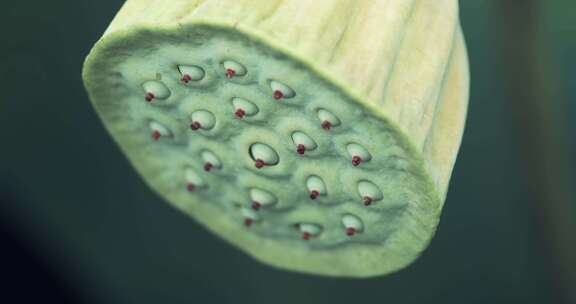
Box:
[83, 0, 469, 277]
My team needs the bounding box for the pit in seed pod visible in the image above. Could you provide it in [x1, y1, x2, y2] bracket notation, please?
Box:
[357, 180, 383, 206]
[292, 131, 317, 155]
[148, 121, 172, 141]
[342, 214, 364, 236]
[223, 60, 247, 79]
[270, 80, 296, 100]
[306, 175, 326, 200]
[317, 108, 340, 130]
[249, 143, 279, 169]
[249, 188, 277, 210]
[190, 110, 216, 131]
[184, 168, 206, 192]
[347, 143, 372, 167]
[232, 97, 259, 119]
[201, 150, 222, 172]
[179, 65, 205, 83]
[142, 80, 170, 102]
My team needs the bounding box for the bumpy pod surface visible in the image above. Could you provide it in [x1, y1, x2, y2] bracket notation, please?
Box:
[83, 0, 469, 277]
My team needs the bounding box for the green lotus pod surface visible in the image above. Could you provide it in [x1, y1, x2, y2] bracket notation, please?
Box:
[83, 0, 470, 277]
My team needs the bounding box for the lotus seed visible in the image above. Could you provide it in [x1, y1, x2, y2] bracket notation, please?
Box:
[346, 143, 371, 167]
[357, 181, 383, 206]
[249, 143, 279, 169]
[298, 223, 322, 240]
[342, 214, 363, 236]
[241, 207, 260, 227]
[83, 0, 469, 277]
[306, 175, 326, 200]
[142, 80, 170, 102]
[249, 188, 277, 210]
[178, 65, 205, 83]
[317, 109, 340, 130]
[223, 60, 246, 79]
[291, 131, 317, 155]
[232, 97, 258, 119]
[185, 168, 205, 192]
[270, 80, 295, 100]
[190, 110, 216, 131]
[148, 121, 171, 141]
[201, 151, 221, 172]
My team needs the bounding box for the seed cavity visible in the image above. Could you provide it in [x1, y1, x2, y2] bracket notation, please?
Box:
[190, 110, 216, 131]
[232, 97, 259, 119]
[241, 207, 260, 227]
[249, 188, 277, 210]
[306, 175, 326, 200]
[178, 65, 205, 83]
[185, 168, 206, 192]
[342, 214, 364, 236]
[357, 181, 383, 206]
[201, 151, 222, 172]
[223, 60, 247, 79]
[142, 80, 171, 102]
[291, 132, 317, 155]
[346, 143, 372, 166]
[297, 223, 322, 240]
[148, 121, 172, 141]
[270, 80, 295, 100]
[249, 143, 279, 169]
[317, 109, 341, 130]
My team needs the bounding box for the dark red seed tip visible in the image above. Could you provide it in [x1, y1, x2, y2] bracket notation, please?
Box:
[352, 156, 362, 167]
[203, 162, 213, 172]
[244, 218, 253, 227]
[302, 232, 311, 240]
[273, 90, 284, 100]
[152, 130, 161, 141]
[346, 227, 357, 236]
[190, 121, 201, 130]
[296, 144, 306, 155]
[144, 92, 155, 102]
[226, 68, 236, 79]
[309, 190, 320, 200]
[321, 120, 332, 130]
[235, 108, 246, 119]
[254, 159, 265, 169]
[251, 201, 261, 211]
[363, 196, 373, 206]
[181, 74, 192, 83]
[186, 183, 196, 192]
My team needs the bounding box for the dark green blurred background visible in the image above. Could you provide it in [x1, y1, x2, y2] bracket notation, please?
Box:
[1, 1, 575, 303]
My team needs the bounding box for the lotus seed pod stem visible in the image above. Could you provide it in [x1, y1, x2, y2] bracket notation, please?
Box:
[83, 0, 469, 277]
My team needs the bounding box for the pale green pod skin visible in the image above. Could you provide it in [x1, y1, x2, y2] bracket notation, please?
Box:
[83, 0, 469, 277]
